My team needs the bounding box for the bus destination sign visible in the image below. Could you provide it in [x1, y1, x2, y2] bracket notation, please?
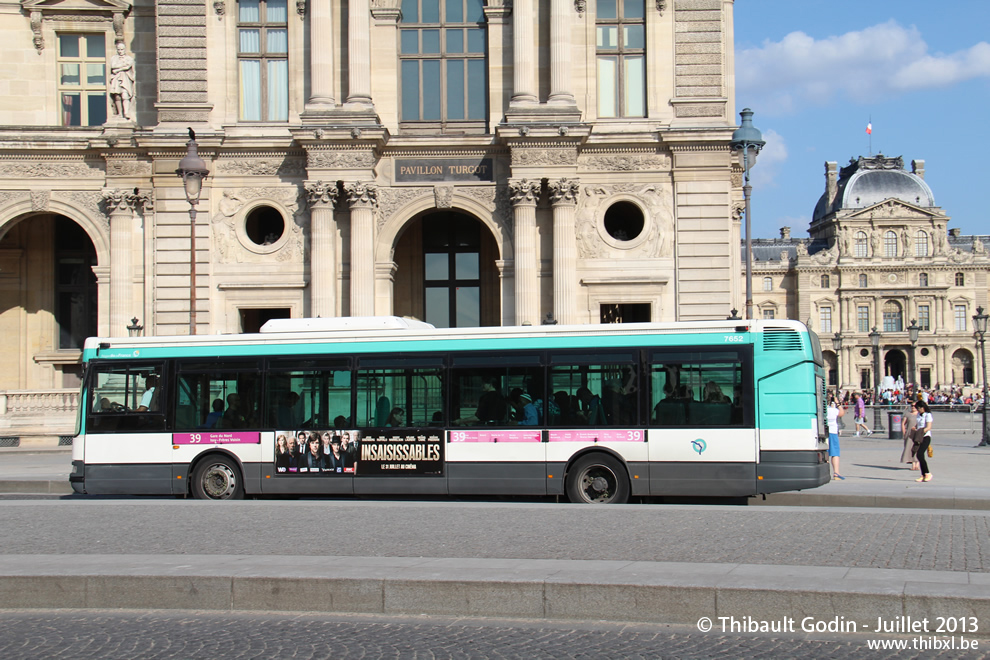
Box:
[394, 158, 494, 183]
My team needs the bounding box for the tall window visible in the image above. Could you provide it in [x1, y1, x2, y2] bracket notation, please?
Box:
[919, 273, 929, 287]
[882, 300, 903, 332]
[884, 231, 898, 257]
[238, 0, 288, 121]
[859, 273, 868, 288]
[821, 274, 830, 288]
[596, 0, 645, 118]
[955, 305, 968, 332]
[762, 277, 772, 291]
[854, 231, 868, 257]
[915, 230, 929, 257]
[400, 0, 487, 126]
[857, 306, 870, 333]
[423, 214, 481, 328]
[955, 272, 965, 286]
[820, 307, 832, 333]
[918, 305, 930, 331]
[57, 33, 107, 126]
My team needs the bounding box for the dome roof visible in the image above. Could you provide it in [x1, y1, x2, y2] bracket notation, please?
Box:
[813, 155, 935, 222]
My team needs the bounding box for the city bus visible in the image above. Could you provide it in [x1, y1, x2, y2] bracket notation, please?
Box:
[70, 317, 829, 503]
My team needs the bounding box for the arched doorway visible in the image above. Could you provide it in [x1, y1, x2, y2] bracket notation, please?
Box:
[952, 349, 974, 386]
[392, 210, 500, 328]
[0, 213, 97, 389]
[884, 349, 906, 384]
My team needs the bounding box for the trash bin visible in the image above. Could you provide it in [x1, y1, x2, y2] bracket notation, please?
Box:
[888, 412, 902, 440]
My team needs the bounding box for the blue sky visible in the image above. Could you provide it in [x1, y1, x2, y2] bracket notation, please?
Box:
[733, 0, 990, 239]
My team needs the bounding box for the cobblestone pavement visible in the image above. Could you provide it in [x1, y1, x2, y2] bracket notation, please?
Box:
[2, 501, 990, 572]
[0, 610, 987, 660]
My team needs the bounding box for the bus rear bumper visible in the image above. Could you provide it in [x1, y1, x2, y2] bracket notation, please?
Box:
[757, 449, 830, 494]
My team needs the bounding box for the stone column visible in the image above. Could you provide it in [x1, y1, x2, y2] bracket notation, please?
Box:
[549, 178, 579, 324]
[510, 0, 538, 105]
[548, 0, 575, 106]
[306, 0, 335, 108]
[305, 181, 339, 317]
[346, 182, 377, 316]
[509, 179, 540, 325]
[102, 188, 137, 336]
[346, 0, 374, 109]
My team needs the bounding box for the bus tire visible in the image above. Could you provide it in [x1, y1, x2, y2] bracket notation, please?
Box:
[566, 453, 630, 504]
[191, 455, 244, 501]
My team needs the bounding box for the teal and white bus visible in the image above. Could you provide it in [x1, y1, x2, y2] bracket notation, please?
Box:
[71, 317, 829, 502]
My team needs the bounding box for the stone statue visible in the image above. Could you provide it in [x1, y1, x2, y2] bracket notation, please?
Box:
[901, 227, 910, 255]
[108, 41, 135, 121]
[869, 229, 881, 256]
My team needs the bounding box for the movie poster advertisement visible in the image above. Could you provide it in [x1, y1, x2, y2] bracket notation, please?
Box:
[274, 429, 443, 476]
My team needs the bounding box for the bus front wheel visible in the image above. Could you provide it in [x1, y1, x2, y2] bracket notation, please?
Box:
[192, 456, 244, 501]
[566, 454, 630, 504]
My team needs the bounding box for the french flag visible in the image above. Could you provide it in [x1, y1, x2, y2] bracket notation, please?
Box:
[866, 122, 872, 135]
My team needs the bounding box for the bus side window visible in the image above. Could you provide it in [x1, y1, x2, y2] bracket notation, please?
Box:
[86, 364, 166, 432]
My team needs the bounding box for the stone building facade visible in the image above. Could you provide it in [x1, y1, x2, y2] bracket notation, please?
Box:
[0, 0, 743, 441]
[750, 155, 990, 393]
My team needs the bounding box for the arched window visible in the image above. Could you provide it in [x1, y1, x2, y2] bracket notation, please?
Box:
[955, 272, 965, 286]
[820, 274, 830, 288]
[763, 277, 773, 291]
[915, 230, 929, 257]
[859, 273, 868, 288]
[854, 231, 868, 258]
[883, 300, 903, 332]
[919, 273, 929, 287]
[884, 231, 898, 257]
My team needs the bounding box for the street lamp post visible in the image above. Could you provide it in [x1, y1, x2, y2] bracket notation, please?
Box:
[869, 326, 885, 432]
[730, 108, 765, 321]
[126, 317, 144, 337]
[973, 307, 989, 447]
[176, 128, 209, 336]
[831, 332, 843, 394]
[907, 319, 920, 396]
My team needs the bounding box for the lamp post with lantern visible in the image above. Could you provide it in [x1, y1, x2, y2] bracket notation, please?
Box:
[869, 326, 885, 432]
[176, 128, 209, 335]
[907, 319, 920, 397]
[729, 109, 765, 321]
[831, 332, 843, 396]
[973, 307, 989, 447]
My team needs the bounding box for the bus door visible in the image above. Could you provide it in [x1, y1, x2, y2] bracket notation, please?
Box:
[446, 354, 547, 495]
[84, 361, 171, 494]
[646, 348, 756, 496]
[354, 357, 447, 495]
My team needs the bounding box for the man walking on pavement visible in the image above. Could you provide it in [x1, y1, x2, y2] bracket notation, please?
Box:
[853, 392, 873, 436]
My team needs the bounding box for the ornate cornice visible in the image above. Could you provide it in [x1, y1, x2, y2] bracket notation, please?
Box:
[307, 149, 377, 170]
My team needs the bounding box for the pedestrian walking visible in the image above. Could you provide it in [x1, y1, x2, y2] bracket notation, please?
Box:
[913, 400, 934, 482]
[826, 396, 846, 480]
[853, 392, 873, 436]
[900, 401, 919, 470]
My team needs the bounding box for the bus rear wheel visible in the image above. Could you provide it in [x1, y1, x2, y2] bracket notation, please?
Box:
[192, 456, 244, 501]
[566, 454, 630, 504]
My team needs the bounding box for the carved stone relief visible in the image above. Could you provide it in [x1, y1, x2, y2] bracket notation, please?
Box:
[580, 152, 671, 171]
[434, 185, 453, 209]
[511, 149, 576, 168]
[376, 187, 429, 231]
[307, 149, 376, 169]
[211, 187, 304, 264]
[0, 161, 101, 178]
[30, 190, 49, 212]
[216, 158, 306, 177]
[575, 183, 672, 259]
[54, 191, 108, 233]
[105, 159, 152, 176]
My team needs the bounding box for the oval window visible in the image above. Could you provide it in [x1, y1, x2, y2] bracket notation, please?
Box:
[603, 201, 644, 242]
[245, 206, 285, 246]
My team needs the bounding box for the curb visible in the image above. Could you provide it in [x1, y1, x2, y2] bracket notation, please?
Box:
[2, 556, 989, 626]
[0, 480, 73, 495]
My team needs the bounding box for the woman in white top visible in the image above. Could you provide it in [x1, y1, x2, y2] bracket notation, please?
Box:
[826, 396, 845, 480]
[914, 400, 934, 482]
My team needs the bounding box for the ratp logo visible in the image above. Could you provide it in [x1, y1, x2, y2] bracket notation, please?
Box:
[691, 438, 707, 455]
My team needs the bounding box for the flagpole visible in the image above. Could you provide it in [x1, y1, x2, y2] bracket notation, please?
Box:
[867, 116, 872, 155]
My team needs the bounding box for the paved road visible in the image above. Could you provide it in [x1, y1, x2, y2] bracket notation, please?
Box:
[1, 499, 989, 572]
[1, 610, 986, 660]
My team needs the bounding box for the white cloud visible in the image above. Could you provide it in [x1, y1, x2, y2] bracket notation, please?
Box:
[749, 129, 787, 189]
[736, 20, 990, 115]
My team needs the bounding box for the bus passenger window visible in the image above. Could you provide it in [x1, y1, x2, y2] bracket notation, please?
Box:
[650, 354, 743, 428]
